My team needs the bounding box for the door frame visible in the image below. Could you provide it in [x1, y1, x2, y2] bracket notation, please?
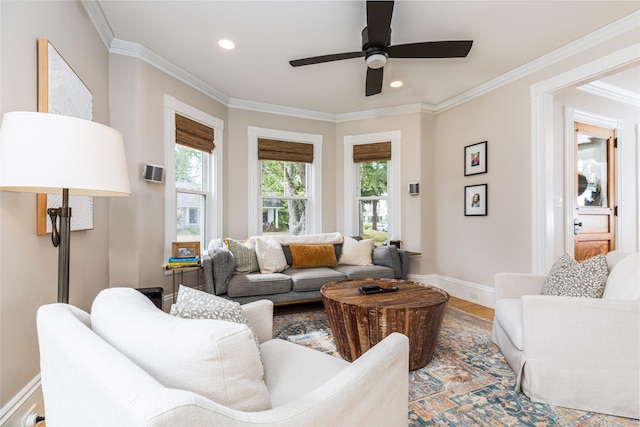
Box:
[563, 108, 622, 258]
[530, 43, 639, 274]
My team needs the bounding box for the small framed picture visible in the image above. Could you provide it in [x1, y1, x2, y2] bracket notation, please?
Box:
[465, 184, 488, 216]
[464, 141, 487, 176]
[172, 241, 201, 258]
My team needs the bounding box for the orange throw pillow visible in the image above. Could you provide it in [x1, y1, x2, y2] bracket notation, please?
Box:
[289, 244, 338, 269]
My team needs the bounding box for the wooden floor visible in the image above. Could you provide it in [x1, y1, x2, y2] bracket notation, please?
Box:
[275, 296, 494, 321]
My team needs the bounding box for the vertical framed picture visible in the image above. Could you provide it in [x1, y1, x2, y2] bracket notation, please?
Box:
[36, 38, 94, 235]
[465, 184, 487, 216]
[464, 141, 487, 176]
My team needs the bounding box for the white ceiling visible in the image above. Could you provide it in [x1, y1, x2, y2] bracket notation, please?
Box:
[91, 1, 640, 115]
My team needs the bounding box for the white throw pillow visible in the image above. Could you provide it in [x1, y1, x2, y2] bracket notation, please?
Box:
[339, 236, 374, 266]
[254, 236, 288, 273]
[603, 253, 640, 300]
[91, 288, 271, 411]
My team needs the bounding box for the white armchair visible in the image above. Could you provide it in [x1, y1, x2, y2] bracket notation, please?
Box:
[37, 288, 409, 426]
[492, 251, 639, 419]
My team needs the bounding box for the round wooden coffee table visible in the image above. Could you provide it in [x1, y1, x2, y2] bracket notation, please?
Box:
[321, 278, 449, 371]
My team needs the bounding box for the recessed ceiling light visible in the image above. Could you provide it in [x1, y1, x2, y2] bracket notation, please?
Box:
[390, 80, 403, 88]
[218, 39, 235, 50]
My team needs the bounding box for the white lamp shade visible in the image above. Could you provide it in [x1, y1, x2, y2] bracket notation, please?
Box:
[0, 112, 130, 196]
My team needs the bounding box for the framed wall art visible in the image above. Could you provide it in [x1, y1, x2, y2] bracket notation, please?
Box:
[172, 241, 201, 259]
[464, 141, 487, 176]
[465, 184, 487, 216]
[36, 38, 94, 235]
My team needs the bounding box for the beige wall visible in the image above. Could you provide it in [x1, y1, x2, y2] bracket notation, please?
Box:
[0, 0, 110, 408]
[108, 54, 228, 291]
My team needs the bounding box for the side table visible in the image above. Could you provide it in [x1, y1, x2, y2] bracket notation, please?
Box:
[166, 265, 203, 303]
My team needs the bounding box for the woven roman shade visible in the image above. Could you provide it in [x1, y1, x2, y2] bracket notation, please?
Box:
[353, 141, 391, 162]
[175, 114, 215, 152]
[258, 138, 314, 163]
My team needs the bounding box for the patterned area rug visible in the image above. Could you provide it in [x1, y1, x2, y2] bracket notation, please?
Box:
[273, 307, 639, 426]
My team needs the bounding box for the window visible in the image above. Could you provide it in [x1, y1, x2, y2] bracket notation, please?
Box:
[248, 127, 322, 236]
[344, 131, 400, 245]
[164, 96, 223, 260]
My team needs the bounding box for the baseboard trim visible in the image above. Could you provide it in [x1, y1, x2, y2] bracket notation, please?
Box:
[0, 375, 41, 427]
[407, 274, 496, 309]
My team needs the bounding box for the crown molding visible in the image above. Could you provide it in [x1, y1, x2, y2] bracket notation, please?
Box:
[578, 80, 640, 107]
[435, 10, 640, 114]
[85, 2, 639, 122]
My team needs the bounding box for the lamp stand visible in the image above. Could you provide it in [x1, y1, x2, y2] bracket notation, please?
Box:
[47, 188, 71, 304]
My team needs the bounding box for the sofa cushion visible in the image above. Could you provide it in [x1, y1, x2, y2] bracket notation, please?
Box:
[290, 244, 338, 269]
[286, 267, 347, 292]
[227, 273, 292, 298]
[542, 253, 608, 298]
[339, 236, 374, 266]
[91, 287, 271, 411]
[255, 236, 288, 273]
[494, 299, 523, 351]
[372, 245, 402, 278]
[226, 238, 260, 274]
[603, 253, 640, 300]
[334, 264, 396, 280]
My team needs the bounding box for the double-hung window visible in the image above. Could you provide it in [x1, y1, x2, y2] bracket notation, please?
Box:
[164, 96, 223, 260]
[248, 127, 322, 236]
[344, 131, 400, 245]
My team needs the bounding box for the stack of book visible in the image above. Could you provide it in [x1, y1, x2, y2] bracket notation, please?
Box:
[166, 256, 200, 269]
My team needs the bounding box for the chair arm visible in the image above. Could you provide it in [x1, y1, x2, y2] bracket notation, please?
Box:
[138, 333, 409, 426]
[202, 249, 235, 295]
[398, 249, 408, 279]
[521, 295, 639, 365]
[241, 300, 274, 344]
[494, 273, 546, 300]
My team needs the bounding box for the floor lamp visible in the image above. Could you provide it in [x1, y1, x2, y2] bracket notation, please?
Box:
[0, 112, 130, 303]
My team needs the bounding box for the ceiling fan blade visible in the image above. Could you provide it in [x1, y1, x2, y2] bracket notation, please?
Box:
[289, 51, 365, 67]
[387, 40, 473, 58]
[366, 1, 394, 46]
[365, 67, 384, 97]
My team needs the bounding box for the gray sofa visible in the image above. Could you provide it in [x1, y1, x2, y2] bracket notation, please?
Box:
[203, 239, 408, 305]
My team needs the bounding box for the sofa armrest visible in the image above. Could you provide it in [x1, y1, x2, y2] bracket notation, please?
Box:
[202, 249, 235, 295]
[494, 273, 546, 300]
[522, 296, 639, 361]
[241, 300, 274, 344]
[397, 249, 408, 279]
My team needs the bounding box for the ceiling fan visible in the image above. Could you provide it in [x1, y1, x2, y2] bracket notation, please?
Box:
[289, 1, 473, 97]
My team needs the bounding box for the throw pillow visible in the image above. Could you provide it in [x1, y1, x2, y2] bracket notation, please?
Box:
[290, 244, 338, 269]
[226, 238, 260, 274]
[339, 236, 374, 266]
[254, 236, 288, 273]
[91, 288, 271, 411]
[170, 285, 262, 358]
[542, 253, 609, 298]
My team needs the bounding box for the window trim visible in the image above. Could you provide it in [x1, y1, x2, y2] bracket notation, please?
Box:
[248, 126, 322, 236]
[344, 130, 401, 241]
[164, 95, 224, 260]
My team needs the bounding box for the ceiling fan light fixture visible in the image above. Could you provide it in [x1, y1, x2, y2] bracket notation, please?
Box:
[366, 53, 387, 69]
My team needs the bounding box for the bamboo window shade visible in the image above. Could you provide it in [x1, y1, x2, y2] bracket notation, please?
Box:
[175, 114, 215, 152]
[353, 141, 391, 162]
[258, 138, 314, 163]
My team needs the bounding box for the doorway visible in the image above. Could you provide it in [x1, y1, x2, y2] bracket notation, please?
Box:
[573, 121, 616, 261]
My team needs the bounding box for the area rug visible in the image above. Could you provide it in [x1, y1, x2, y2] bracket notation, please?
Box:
[273, 307, 638, 426]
